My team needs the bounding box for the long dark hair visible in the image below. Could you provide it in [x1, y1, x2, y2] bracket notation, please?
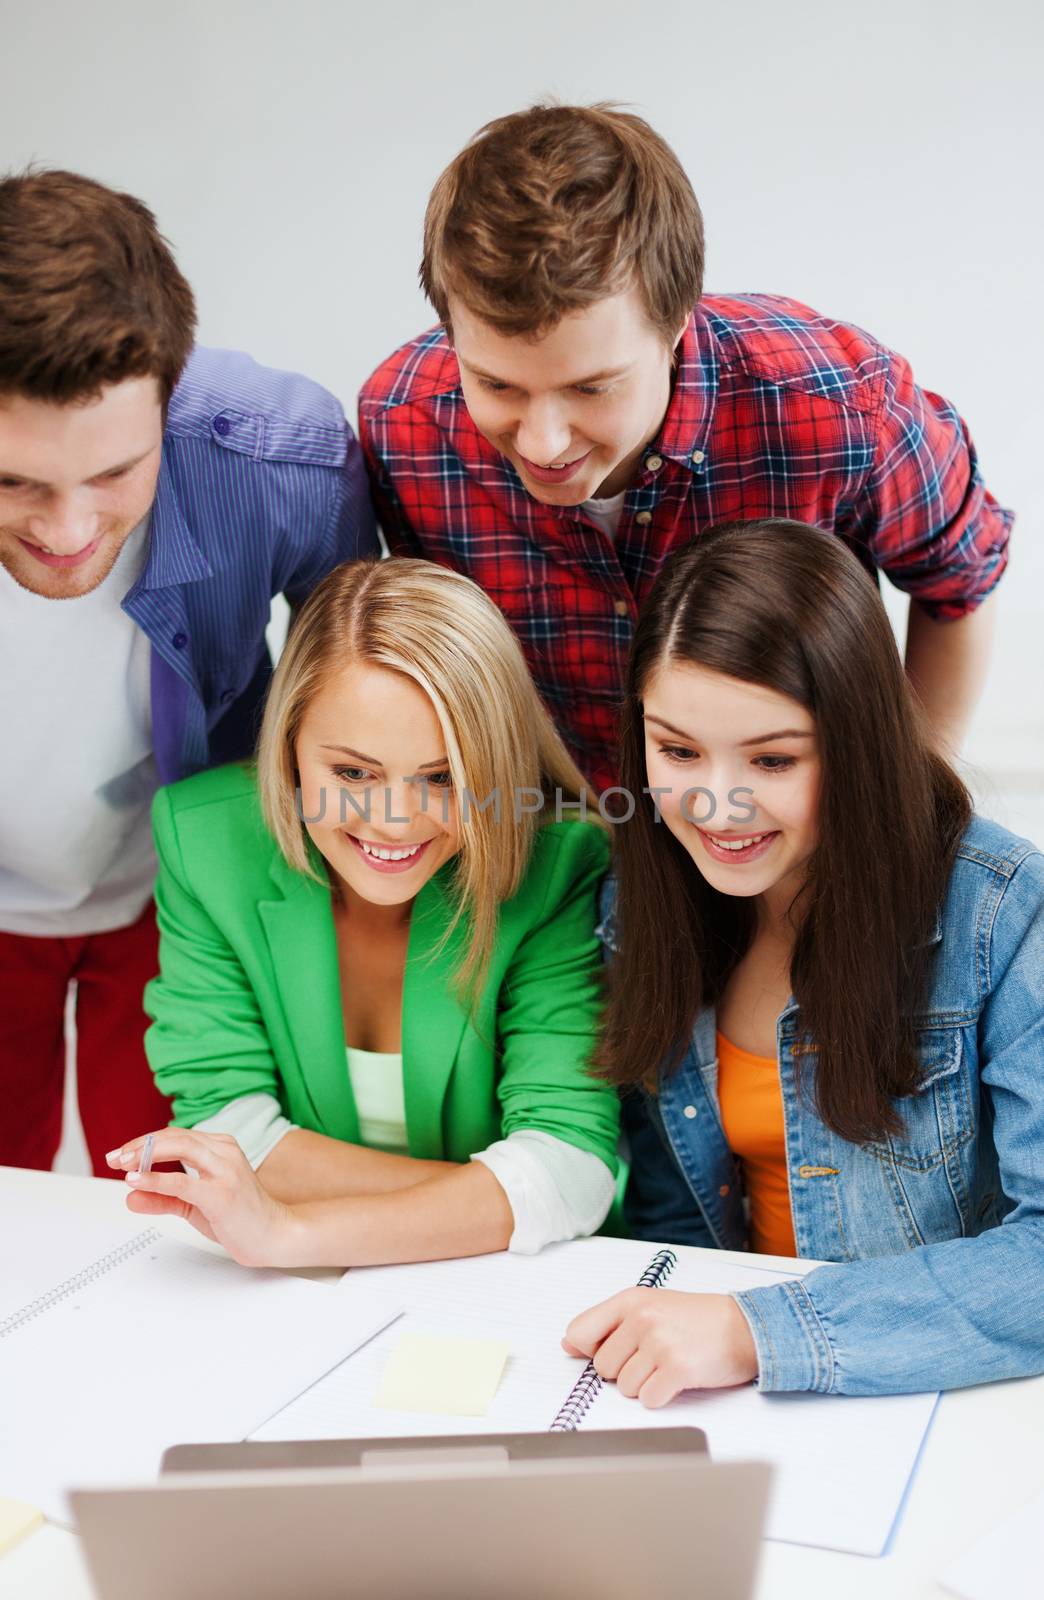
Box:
[598, 519, 971, 1144]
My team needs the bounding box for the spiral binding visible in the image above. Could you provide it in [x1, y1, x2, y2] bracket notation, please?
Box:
[0, 1227, 162, 1342]
[548, 1248, 678, 1432]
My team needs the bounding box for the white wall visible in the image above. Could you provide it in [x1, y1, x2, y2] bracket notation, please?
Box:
[4, 0, 1042, 785]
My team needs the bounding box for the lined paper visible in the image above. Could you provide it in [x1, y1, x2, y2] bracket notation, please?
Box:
[255, 1236, 936, 1555]
[0, 1232, 400, 1525]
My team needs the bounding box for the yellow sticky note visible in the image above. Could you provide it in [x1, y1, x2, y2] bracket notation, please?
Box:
[374, 1332, 510, 1417]
[0, 1497, 44, 1556]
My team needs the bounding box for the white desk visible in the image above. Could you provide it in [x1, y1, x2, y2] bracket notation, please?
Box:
[2, 1165, 1041, 1600]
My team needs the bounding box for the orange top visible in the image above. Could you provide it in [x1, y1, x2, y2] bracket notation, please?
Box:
[715, 1031, 797, 1257]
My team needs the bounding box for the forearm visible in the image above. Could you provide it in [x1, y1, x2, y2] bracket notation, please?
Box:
[259, 1127, 451, 1204]
[283, 1159, 514, 1267]
[904, 593, 996, 756]
[734, 1217, 1044, 1395]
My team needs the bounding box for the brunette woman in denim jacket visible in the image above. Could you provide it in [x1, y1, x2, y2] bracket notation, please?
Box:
[564, 519, 1044, 1403]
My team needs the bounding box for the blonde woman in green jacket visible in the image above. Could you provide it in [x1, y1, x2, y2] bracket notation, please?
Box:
[107, 559, 619, 1269]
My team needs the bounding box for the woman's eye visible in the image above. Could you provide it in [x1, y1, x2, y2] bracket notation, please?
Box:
[660, 745, 698, 763]
[424, 771, 454, 788]
[330, 765, 371, 783]
[753, 756, 795, 772]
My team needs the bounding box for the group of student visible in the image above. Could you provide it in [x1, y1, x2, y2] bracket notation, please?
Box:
[1, 104, 1041, 1409]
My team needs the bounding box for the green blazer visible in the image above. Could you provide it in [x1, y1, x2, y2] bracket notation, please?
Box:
[144, 763, 619, 1172]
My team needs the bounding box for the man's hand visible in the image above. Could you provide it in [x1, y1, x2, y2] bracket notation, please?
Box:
[563, 1288, 759, 1407]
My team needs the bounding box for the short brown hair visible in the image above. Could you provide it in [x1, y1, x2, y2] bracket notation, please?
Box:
[0, 168, 196, 406]
[421, 103, 704, 343]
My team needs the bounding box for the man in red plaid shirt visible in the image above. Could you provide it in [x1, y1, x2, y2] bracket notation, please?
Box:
[360, 105, 1011, 793]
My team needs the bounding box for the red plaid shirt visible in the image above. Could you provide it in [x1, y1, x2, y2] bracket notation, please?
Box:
[359, 293, 1012, 792]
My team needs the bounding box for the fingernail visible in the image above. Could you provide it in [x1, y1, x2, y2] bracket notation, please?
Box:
[105, 1148, 122, 1164]
[125, 1171, 142, 1184]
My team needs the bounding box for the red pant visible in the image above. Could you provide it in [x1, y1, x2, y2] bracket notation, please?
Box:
[0, 902, 171, 1178]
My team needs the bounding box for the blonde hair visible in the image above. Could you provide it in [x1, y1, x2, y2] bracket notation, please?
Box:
[257, 559, 602, 996]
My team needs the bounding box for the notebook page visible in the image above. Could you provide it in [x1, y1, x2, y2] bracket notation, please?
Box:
[0, 1184, 144, 1322]
[255, 1236, 936, 1556]
[0, 1232, 400, 1525]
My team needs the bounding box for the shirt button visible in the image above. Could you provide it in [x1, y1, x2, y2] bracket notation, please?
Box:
[635, 510, 653, 525]
[220, 688, 236, 706]
[613, 599, 630, 618]
[691, 449, 706, 466]
[645, 454, 664, 473]
[172, 631, 188, 650]
[213, 416, 231, 437]
[683, 1104, 698, 1120]
[719, 1184, 730, 1198]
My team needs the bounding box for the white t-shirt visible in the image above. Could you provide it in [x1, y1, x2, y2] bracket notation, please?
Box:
[581, 490, 627, 541]
[0, 519, 157, 936]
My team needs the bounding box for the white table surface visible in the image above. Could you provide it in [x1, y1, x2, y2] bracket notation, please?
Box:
[2, 1165, 1040, 1600]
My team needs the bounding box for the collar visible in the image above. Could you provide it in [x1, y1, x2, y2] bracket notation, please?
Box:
[656, 307, 718, 468]
[133, 449, 213, 592]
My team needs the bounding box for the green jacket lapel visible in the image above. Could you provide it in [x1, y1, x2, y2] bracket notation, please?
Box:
[401, 868, 472, 1159]
[258, 853, 360, 1143]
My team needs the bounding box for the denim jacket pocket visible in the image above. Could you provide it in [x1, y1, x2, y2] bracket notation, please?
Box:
[864, 1025, 971, 1172]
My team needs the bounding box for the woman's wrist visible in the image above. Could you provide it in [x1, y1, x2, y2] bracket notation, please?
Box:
[271, 1200, 342, 1268]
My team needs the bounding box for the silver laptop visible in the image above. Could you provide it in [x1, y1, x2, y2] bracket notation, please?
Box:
[72, 1429, 771, 1600]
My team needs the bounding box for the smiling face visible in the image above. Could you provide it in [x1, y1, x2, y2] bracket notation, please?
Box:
[642, 660, 822, 923]
[294, 661, 461, 912]
[0, 377, 164, 599]
[450, 286, 683, 504]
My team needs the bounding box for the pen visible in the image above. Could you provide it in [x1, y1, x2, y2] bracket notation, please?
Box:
[137, 1133, 155, 1177]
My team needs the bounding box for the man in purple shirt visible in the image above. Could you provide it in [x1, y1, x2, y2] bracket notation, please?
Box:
[0, 169, 376, 1175]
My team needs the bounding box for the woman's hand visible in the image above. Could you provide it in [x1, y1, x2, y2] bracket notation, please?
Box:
[562, 1289, 759, 1407]
[105, 1129, 307, 1269]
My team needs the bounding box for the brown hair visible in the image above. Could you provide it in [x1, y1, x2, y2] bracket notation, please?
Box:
[421, 103, 704, 342]
[598, 520, 972, 1145]
[0, 168, 196, 406]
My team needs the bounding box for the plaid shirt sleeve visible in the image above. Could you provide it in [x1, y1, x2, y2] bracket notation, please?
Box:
[357, 391, 424, 557]
[859, 347, 1013, 619]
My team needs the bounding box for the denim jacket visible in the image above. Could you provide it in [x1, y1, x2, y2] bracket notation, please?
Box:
[599, 814, 1044, 1396]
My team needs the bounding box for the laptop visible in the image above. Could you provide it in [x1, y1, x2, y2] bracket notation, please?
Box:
[72, 1429, 771, 1599]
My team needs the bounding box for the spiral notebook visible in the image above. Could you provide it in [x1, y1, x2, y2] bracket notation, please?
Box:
[254, 1235, 939, 1557]
[0, 1227, 401, 1526]
[548, 1248, 677, 1430]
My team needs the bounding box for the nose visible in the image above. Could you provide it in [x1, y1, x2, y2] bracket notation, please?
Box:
[27, 494, 100, 556]
[373, 779, 427, 833]
[514, 400, 573, 467]
[678, 767, 760, 830]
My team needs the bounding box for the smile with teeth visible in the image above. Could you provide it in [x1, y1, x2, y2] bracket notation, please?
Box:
[702, 831, 774, 852]
[356, 839, 426, 862]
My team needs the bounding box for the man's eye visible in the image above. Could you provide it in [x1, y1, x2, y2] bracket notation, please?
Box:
[479, 379, 510, 393]
[0, 479, 26, 491]
[574, 385, 608, 397]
